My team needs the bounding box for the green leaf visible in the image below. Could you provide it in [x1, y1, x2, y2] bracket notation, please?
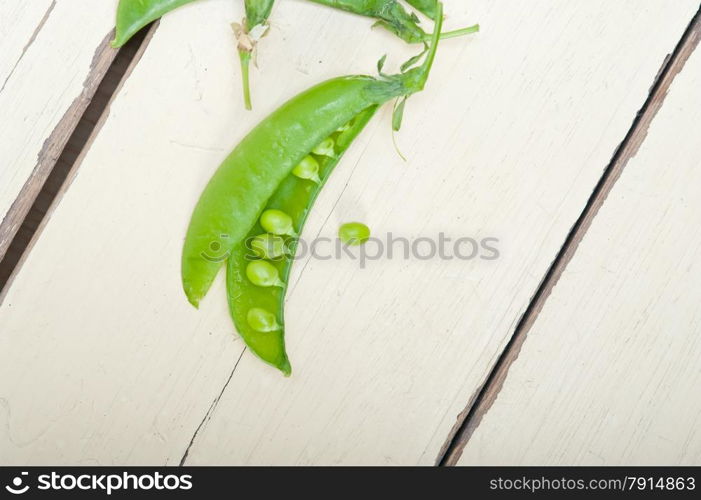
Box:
[392, 97, 408, 132]
[377, 54, 388, 74]
[400, 43, 428, 72]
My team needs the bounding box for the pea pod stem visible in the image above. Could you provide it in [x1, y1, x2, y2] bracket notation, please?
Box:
[239, 51, 253, 111]
[235, 0, 276, 110]
[426, 24, 480, 42]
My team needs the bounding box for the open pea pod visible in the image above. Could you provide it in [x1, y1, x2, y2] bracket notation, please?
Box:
[182, 3, 449, 374]
[225, 107, 377, 374]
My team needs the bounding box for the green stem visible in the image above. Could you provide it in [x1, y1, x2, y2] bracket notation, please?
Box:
[431, 23, 480, 41]
[239, 50, 253, 111]
[416, 2, 443, 89]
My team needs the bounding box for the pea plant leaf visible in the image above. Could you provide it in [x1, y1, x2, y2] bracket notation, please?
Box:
[377, 54, 388, 74]
[400, 43, 429, 72]
[404, 0, 439, 20]
[392, 96, 408, 132]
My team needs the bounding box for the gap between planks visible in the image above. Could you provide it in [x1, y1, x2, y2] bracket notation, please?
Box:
[0, 24, 158, 298]
[437, 6, 701, 467]
[0, 22, 114, 263]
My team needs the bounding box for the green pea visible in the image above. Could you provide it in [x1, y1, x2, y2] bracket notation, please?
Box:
[260, 209, 296, 236]
[246, 260, 284, 288]
[247, 308, 281, 333]
[251, 233, 286, 260]
[339, 222, 371, 246]
[292, 155, 321, 184]
[312, 137, 335, 157]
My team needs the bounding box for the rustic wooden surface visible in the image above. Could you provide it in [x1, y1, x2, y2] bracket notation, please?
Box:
[443, 10, 701, 465]
[0, 0, 699, 465]
[0, 0, 118, 261]
[457, 29, 701, 465]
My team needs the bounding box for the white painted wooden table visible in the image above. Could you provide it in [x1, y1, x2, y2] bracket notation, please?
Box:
[0, 0, 117, 259]
[0, 0, 700, 465]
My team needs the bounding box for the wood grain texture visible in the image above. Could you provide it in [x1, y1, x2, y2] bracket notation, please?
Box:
[0, 25, 151, 294]
[0, 0, 697, 465]
[442, 9, 701, 466]
[0, 0, 117, 260]
[457, 28, 701, 466]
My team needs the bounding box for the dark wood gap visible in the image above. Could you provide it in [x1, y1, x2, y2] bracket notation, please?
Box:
[437, 7, 701, 466]
[0, 25, 154, 294]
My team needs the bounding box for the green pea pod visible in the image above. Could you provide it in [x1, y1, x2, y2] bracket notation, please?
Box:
[306, 0, 477, 44]
[182, 3, 445, 309]
[234, 0, 276, 110]
[112, 0, 198, 48]
[183, 4, 451, 374]
[226, 106, 377, 374]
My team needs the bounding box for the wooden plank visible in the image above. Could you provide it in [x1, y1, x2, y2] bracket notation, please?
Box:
[0, 0, 117, 260]
[457, 27, 701, 466]
[0, 0, 697, 465]
[0, 28, 150, 292]
[442, 9, 701, 466]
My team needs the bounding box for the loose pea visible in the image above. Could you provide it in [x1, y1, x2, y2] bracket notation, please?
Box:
[312, 137, 335, 157]
[339, 222, 371, 246]
[246, 260, 284, 288]
[260, 209, 296, 236]
[247, 308, 281, 333]
[292, 155, 321, 184]
[251, 233, 286, 260]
